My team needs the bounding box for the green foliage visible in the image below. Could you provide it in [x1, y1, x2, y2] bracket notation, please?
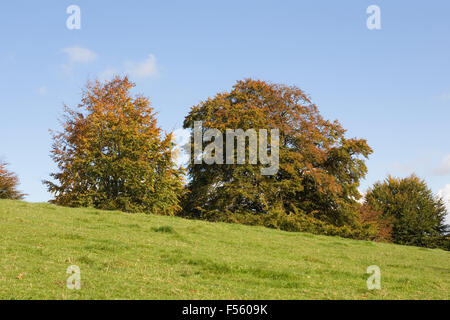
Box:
[181, 79, 372, 237]
[44, 76, 184, 215]
[152, 225, 176, 233]
[1, 200, 449, 299]
[365, 174, 448, 248]
[422, 235, 450, 251]
[216, 206, 382, 241]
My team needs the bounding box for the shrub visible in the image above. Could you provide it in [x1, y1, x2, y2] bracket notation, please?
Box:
[189, 204, 379, 241]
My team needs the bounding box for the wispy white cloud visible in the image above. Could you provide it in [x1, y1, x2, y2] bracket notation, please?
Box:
[434, 154, 450, 176]
[36, 86, 47, 96]
[392, 155, 431, 175]
[439, 91, 450, 102]
[99, 54, 159, 80]
[61, 46, 97, 64]
[124, 54, 158, 79]
[98, 67, 119, 81]
[7, 53, 16, 64]
[61, 46, 98, 73]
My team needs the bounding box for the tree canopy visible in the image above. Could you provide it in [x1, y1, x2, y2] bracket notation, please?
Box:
[181, 79, 373, 234]
[44, 76, 184, 215]
[365, 174, 448, 246]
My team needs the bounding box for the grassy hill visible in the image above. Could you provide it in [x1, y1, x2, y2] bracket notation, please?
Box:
[0, 200, 448, 300]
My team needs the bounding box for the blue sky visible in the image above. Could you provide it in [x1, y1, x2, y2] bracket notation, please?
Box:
[1, 0, 449, 218]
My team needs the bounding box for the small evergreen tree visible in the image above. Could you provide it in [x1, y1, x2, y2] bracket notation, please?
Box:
[365, 174, 448, 247]
[44, 76, 184, 215]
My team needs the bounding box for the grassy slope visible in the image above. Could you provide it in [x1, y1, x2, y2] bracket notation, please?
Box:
[0, 200, 449, 300]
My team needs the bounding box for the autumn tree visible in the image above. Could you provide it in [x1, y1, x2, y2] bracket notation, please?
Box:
[358, 203, 392, 242]
[44, 76, 184, 215]
[365, 174, 448, 247]
[0, 161, 25, 200]
[181, 79, 373, 236]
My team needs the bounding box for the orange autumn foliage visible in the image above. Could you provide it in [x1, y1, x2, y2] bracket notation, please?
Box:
[0, 161, 25, 200]
[358, 203, 392, 242]
[182, 79, 373, 235]
[44, 76, 184, 215]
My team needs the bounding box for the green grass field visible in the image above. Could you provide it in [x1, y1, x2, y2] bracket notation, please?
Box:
[0, 199, 448, 300]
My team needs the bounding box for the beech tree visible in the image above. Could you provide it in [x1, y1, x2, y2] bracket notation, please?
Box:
[44, 76, 184, 215]
[181, 79, 373, 233]
[0, 161, 25, 200]
[365, 174, 448, 247]
[358, 203, 392, 242]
